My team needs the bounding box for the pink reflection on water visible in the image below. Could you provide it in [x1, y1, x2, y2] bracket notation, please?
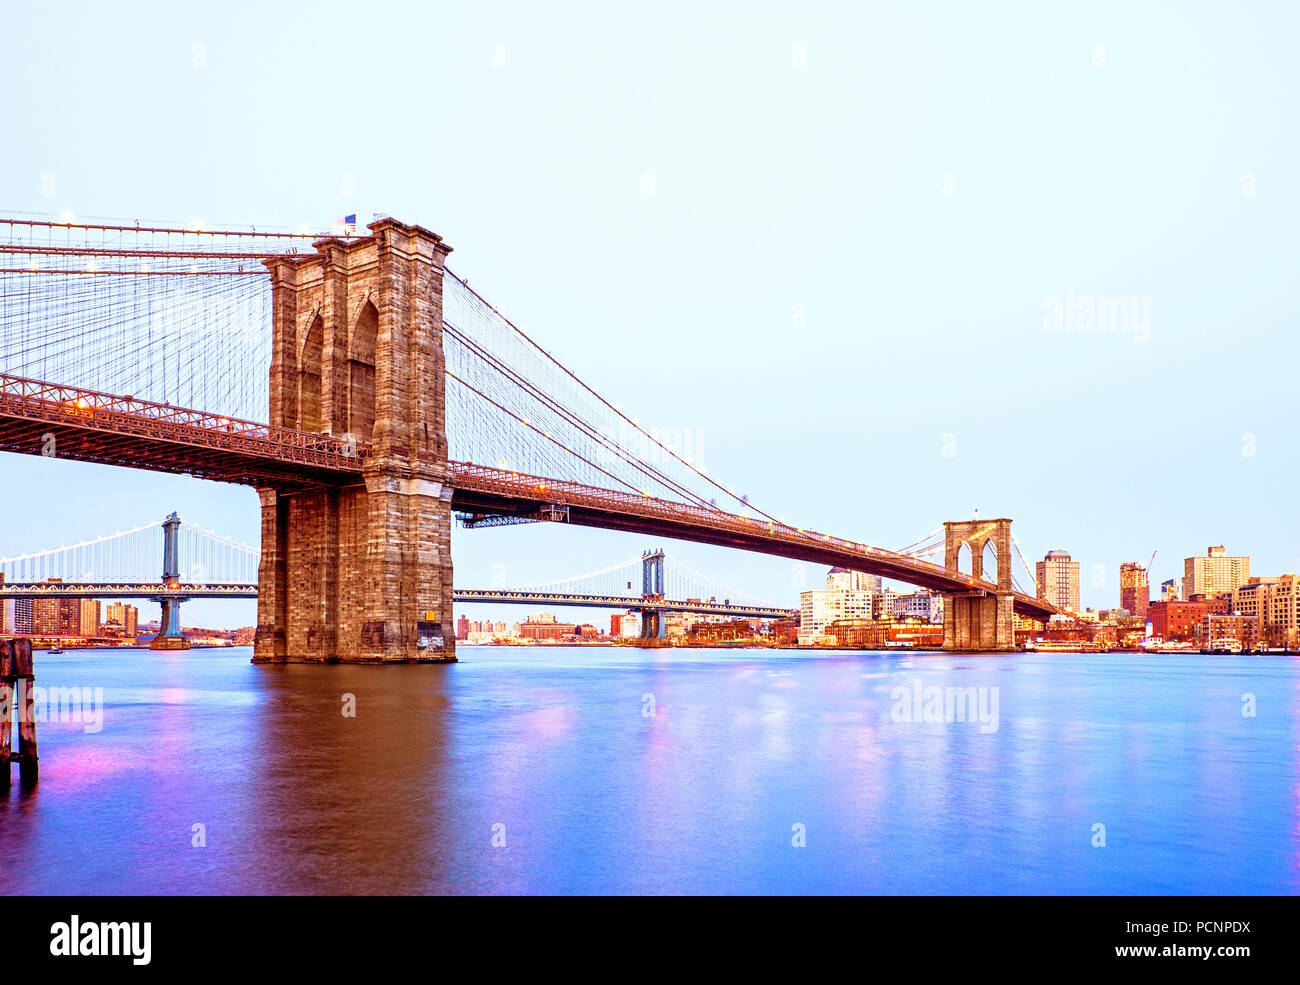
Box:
[36, 743, 150, 792]
[519, 703, 574, 741]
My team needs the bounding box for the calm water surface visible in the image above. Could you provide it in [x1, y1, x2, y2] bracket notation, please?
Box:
[1, 645, 1296, 895]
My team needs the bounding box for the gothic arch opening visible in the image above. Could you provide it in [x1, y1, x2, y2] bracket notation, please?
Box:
[349, 301, 378, 441]
[298, 315, 323, 432]
[956, 542, 972, 576]
[981, 539, 999, 585]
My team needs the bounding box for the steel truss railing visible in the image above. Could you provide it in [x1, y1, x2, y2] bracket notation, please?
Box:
[0, 372, 366, 473]
[0, 582, 258, 598]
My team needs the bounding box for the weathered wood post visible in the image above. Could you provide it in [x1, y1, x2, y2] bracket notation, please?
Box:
[0, 639, 13, 790]
[13, 639, 36, 787]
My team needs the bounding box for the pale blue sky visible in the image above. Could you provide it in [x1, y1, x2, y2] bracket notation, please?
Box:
[3, 1, 1297, 628]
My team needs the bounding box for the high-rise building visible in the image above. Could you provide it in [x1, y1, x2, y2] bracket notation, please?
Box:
[1161, 578, 1178, 601]
[826, 567, 882, 593]
[0, 597, 12, 634]
[1183, 546, 1249, 601]
[800, 587, 877, 638]
[123, 604, 138, 640]
[1119, 562, 1150, 620]
[456, 614, 470, 640]
[13, 598, 34, 635]
[1036, 551, 1080, 613]
[79, 598, 101, 638]
[32, 582, 80, 637]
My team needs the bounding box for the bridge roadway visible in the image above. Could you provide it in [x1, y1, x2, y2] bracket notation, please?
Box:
[0, 371, 1057, 620]
[0, 582, 794, 619]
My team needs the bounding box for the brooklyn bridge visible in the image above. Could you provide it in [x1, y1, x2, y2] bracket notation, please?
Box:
[0, 215, 1058, 659]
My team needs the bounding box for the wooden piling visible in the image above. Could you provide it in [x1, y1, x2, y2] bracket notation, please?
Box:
[0, 640, 12, 790]
[12, 639, 36, 788]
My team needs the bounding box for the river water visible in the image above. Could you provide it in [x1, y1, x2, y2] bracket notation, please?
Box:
[0, 645, 1295, 895]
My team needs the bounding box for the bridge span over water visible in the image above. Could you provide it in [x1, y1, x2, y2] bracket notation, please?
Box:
[0, 215, 1057, 658]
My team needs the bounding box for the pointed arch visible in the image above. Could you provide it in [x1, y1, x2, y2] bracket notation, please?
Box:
[956, 542, 972, 576]
[348, 300, 378, 441]
[298, 315, 323, 433]
[981, 539, 999, 586]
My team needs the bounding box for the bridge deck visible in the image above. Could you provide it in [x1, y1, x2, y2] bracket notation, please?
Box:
[0, 372, 364, 486]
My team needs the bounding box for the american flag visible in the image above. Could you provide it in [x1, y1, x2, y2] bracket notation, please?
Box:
[333, 214, 357, 235]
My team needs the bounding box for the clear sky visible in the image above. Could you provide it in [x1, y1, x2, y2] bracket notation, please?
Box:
[3, 0, 1297, 628]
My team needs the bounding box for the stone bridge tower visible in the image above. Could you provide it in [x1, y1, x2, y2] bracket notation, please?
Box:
[942, 518, 1015, 652]
[253, 219, 455, 663]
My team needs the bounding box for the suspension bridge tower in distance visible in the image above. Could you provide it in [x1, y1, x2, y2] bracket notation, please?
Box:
[149, 511, 191, 651]
[942, 518, 1016, 652]
[254, 220, 456, 663]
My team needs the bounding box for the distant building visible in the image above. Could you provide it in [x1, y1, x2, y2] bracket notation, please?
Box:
[826, 567, 881, 593]
[456, 615, 470, 640]
[1119, 562, 1149, 621]
[13, 598, 33, 635]
[1161, 578, 1178, 601]
[1149, 599, 1208, 642]
[33, 581, 79, 636]
[825, 617, 889, 648]
[1202, 613, 1257, 651]
[79, 598, 101, 638]
[687, 619, 754, 643]
[1237, 574, 1300, 649]
[892, 590, 942, 624]
[1260, 575, 1300, 649]
[611, 612, 643, 638]
[520, 612, 575, 640]
[1036, 551, 1080, 613]
[105, 602, 140, 640]
[799, 588, 875, 639]
[771, 618, 798, 645]
[1183, 546, 1249, 602]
